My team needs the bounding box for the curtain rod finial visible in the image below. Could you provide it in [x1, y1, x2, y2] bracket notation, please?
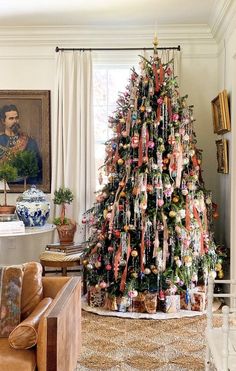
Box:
[153, 32, 159, 48]
[55, 46, 60, 52]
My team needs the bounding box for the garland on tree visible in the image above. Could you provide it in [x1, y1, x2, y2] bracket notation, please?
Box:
[83, 46, 225, 312]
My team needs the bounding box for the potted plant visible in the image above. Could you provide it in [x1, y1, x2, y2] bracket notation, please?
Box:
[53, 187, 76, 244]
[10, 150, 39, 191]
[0, 162, 18, 214]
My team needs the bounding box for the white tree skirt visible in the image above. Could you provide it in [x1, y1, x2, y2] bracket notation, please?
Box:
[81, 296, 204, 319]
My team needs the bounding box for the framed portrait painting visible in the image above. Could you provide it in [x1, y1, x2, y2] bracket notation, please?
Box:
[0, 90, 51, 192]
[216, 138, 228, 174]
[211, 89, 231, 135]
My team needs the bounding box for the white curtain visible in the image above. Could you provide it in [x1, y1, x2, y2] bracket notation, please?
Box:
[52, 50, 95, 242]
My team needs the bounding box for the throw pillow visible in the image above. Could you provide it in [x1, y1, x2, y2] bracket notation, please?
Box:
[21, 262, 43, 320]
[0, 265, 23, 337]
[9, 297, 52, 349]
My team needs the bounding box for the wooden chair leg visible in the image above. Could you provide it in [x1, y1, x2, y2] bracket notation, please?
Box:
[62, 267, 67, 276]
[83, 265, 87, 295]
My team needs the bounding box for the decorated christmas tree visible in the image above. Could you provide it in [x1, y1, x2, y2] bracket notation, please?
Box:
[83, 40, 225, 313]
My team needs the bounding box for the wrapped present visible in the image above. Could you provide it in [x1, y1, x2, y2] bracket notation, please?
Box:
[103, 294, 117, 311]
[128, 292, 146, 313]
[87, 286, 106, 307]
[117, 296, 130, 312]
[191, 292, 206, 311]
[180, 288, 206, 311]
[180, 291, 191, 310]
[144, 292, 158, 314]
[163, 295, 180, 313]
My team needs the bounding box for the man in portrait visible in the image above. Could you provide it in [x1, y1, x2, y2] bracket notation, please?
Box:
[0, 104, 42, 183]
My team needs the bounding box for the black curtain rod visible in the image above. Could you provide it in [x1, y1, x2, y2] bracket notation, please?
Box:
[55, 45, 181, 52]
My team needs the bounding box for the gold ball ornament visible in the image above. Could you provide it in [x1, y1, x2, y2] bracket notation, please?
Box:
[140, 105, 146, 112]
[169, 210, 176, 218]
[218, 270, 224, 279]
[131, 250, 138, 257]
[117, 158, 124, 165]
[152, 268, 158, 275]
[124, 225, 129, 232]
[95, 261, 102, 268]
[172, 196, 179, 203]
[215, 263, 222, 272]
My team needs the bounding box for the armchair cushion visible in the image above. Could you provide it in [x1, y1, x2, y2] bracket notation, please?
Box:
[0, 266, 23, 337]
[9, 297, 52, 350]
[21, 262, 43, 320]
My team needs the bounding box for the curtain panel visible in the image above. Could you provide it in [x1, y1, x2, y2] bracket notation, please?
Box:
[52, 50, 95, 242]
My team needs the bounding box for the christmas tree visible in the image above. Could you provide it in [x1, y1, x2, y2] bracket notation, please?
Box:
[83, 41, 224, 313]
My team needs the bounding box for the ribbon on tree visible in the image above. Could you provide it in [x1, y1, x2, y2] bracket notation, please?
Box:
[193, 205, 205, 255]
[152, 63, 164, 92]
[161, 212, 169, 271]
[167, 96, 172, 118]
[185, 195, 191, 231]
[140, 219, 145, 272]
[114, 244, 122, 281]
[153, 229, 160, 258]
[176, 143, 183, 188]
[120, 234, 131, 292]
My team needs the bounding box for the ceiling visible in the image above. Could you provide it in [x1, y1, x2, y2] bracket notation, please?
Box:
[0, 0, 225, 27]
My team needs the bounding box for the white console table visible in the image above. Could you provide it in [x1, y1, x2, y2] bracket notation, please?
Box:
[0, 224, 56, 265]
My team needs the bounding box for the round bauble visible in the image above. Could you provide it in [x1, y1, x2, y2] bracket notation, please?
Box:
[131, 250, 138, 257]
[99, 281, 107, 289]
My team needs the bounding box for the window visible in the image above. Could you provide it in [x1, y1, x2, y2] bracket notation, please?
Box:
[93, 67, 131, 189]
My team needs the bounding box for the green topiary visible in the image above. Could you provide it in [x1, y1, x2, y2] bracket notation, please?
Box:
[0, 162, 18, 206]
[10, 150, 39, 190]
[53, 187, 74, 225]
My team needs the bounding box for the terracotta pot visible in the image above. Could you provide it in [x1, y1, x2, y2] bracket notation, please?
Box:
[0, 205, 16, 215]
[56, 220, 76, 244]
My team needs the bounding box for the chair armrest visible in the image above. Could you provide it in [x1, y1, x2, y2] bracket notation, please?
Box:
[37, 277, 81, 371]
[42, 276, 71, 298]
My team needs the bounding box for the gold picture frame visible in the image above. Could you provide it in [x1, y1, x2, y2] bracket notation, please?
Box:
[216, 138, 228, 174]
[0, 90, 51, 192]
[211, 89, 231, 134]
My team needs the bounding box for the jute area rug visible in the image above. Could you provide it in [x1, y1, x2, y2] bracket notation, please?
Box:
[76, 310, 207, 371]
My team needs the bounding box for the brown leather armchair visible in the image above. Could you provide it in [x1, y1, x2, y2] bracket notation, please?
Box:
[0, 274, 81, 371]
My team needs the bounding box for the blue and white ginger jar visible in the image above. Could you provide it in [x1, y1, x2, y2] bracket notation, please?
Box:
[16, 185, 50, 227]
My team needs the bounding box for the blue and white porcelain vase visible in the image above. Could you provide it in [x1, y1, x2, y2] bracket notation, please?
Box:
[16, 185, 50, 227]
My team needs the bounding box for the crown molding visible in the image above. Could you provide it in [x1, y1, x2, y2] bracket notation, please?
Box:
[210, 0, 236, 42]
[0, 24, 217, 60]
[0, 24, 215, 45]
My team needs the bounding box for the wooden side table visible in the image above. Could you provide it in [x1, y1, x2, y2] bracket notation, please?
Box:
[40, 242, 87, 294]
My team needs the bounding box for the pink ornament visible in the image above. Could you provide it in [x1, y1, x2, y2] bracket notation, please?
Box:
[166, 67, 172, 76]
[108, 246, 114, 253]
[131, 135, 139, 148]
[158, 199, 164, 207]
[128, 290, 138, 298]
[106, 264, 112, 271]
[99, 281, 107, 289]
[172, 113, 179, 122]
[157, 98, 163, 104]
[148, 140, 155, 149]
[82, 217, 87, 224]
[106, 212, 112, 220]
